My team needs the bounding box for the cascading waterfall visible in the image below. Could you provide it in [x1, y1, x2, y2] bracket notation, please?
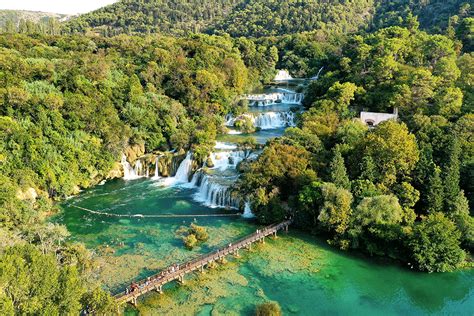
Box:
[173, 152, 193, 183]
[209, 151, 248, 171]
[226, 112, 295, 130]
[253, 112, 295, 129]
[153, 156, 160, 179]
[243, 201, 254, 218]
[192, 173, 240, 209]
[121, 154, 142, 180]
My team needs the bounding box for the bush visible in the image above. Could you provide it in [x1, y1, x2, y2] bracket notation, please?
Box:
[183, 234, 198, 250]
[256, 301, 282, 316]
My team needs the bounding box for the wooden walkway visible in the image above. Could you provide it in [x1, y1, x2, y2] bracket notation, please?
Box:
[115, 220, 292, 306]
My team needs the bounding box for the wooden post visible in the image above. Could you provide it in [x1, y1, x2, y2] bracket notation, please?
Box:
[155, 285, 163, 294]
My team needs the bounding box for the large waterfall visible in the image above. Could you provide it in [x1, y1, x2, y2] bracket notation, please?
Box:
[253, 112, 295, 129]
[192, 172, 240, 209]
[171, 152, 193, 184]
[246, 92, 304, 106]
[226, 112, 295, 130]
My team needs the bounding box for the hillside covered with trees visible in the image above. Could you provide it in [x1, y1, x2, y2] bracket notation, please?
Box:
[0, 0, 472, 313]
[61, 0, 472, 38]
[238, 25, 473, 272]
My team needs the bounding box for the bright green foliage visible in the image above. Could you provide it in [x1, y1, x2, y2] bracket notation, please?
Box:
[409, 213, 465, 272]
[255, 301, 282, 316]
[426, 166, 444, 214]
[177, 223, 209, 250]
[183, 234, 198, 250]
[443, 137, 461, 213]
[0, 244, 85, 315]
[329, 149, 351, 190]
[363, 121, 419, 187]
[318, 183, 353, 249]
[234, 115, 256, 133]
[350, 195, 407, 255]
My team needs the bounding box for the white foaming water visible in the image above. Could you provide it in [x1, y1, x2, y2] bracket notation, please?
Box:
[215, 141, 238, 150]
[156, 152, 193, 186]
[227, 129, 242, 135]
[226, 112, 295, 130]
[274, 70, 293, 81]
[121, 154, 143, 180]
[243, 201, 254, 218]
[209, 151, 247, 171]
[173, 152, 193, 183]
[153, 156, 160, 180]
[253, 112, 295, 129]
[193, 173, 240, 209]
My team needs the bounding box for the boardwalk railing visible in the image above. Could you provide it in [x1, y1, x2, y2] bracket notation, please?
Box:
[115, 220, 292, 305]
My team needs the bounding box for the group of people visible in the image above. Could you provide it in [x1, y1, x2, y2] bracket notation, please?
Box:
[125, 262, 188, 295]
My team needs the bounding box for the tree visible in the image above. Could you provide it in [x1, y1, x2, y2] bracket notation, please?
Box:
[409, 213, 465, 272]
[329, 148, 350, 190]
[318, 183, 353, 249]
[363, 121, 419, 186]
[442, 137, 461, 213]
[256, 301, 282, 316]
[348, 194, 413, 257]
[0, 245, 86, 314]
[425, 166, 444, 214]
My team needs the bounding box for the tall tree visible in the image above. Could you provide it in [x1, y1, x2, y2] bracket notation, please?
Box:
[443, 137, 461, 213]
[329, 148, 351, 190]
[426, 166, 444, 214]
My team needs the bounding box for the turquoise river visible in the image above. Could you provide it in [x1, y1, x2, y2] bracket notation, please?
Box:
[57, 86, 473, 315]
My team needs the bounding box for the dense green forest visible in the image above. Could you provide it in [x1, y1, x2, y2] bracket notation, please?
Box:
[0, 0, 472, 313]
[238, 25, 473, 272]
[60, 0, 472, 38]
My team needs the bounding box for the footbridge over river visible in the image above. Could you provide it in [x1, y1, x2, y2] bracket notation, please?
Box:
[115, 220, 293, 306]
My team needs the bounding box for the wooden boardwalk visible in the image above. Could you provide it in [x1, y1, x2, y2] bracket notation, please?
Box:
[115, 220, 292, 306]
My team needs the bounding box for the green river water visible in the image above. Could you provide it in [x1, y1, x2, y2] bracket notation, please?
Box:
[57, 88, 473, 315]
[58, 178, 474, 316]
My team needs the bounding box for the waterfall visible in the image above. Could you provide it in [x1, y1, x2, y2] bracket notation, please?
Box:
[193, 173, 240, 209]
[215, 142, 238, 150]
[243, 201, 254, 218]
[145, 165, 149, 178]
[253, 112, 295, 129]
[226, 112, 295, 130]
[310, 66, 324, 80]
[210, 151, 248, 171]
[121, 154, 142, 180]
[153, 156, 160, 180]
[174, 152, 193, 183]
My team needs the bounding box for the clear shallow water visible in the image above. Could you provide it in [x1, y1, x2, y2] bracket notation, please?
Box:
[58, 179, 474, 315]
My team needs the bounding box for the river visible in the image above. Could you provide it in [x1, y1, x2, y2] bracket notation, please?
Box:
[56, 85, 474, 315]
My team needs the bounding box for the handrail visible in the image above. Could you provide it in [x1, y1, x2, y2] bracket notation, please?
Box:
[115, 219, 292, 303]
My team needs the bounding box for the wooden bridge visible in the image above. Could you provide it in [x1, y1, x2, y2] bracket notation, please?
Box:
[115, 220, 293, 306]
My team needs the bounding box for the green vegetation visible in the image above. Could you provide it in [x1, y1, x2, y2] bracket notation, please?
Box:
[239, 25, 473, 272]
[255, 301, 282, 316]
[0, 10, 67, 35]
[177, 223, 209, 250]
[0, 31, 271, 312]
[0, 0, 472, 311]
